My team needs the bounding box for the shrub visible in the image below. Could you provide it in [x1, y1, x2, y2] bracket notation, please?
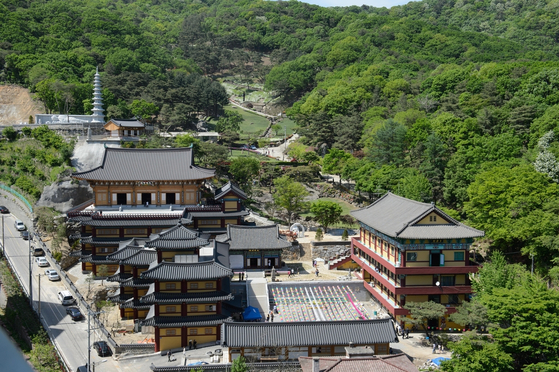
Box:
[315, 228, 323, 241]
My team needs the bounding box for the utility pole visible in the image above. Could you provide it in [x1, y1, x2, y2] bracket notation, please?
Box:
[28, 228, 32, 307]
[88, 309, 104, 372]
[1, 215, 4, 256]
[38, 273, 42, 318]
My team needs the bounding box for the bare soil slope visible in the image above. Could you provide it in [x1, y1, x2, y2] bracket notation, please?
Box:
[0, 85, 44, 126]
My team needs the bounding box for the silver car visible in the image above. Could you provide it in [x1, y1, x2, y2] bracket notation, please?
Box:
[35, 257, 49, 267]
[14, 220, 25, 231]
[44, 269, 60, 281]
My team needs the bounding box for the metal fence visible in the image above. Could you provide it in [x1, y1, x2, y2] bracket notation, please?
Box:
[0, 183, 34, 213]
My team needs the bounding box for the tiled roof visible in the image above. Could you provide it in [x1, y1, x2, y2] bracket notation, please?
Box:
[218, 225, 292, 250]
[120, 299, 151, 310]
[72, 147, 215, 181]
[121, 249, 157, 266]
[107, 271, 133, 282]
[141, 261, 233, 281]
[120, 277, 153, 287]
[107, 246, 143, 261]
[80, 255, 119, 264]
[70, 215, 182, 227]
[108, 289, 133, 303]
[187, 210, 249, 218]
[141, 314, 231, 327]
[145, 224, 209, 249]
[79, 237, 124, 245]
[351, 192, 484, 240]
[214, 182, 247, 200]
[299, 354, 419, 372]
[107, 119, 145, 128]
[140, 291, 233, 304]
[223, 319, 398, 348]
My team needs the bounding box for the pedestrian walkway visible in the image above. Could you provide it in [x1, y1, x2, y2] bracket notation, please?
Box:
[246, 275, 269, 319]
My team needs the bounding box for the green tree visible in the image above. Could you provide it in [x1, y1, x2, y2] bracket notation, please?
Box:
[396, 171, 432, 202]
[403, 301, 446, 334]
[231, 355, 248, 372]
[216, 111, 243, 133]
[229, 157, 261, 191]
[449, 301, 489, 332]
[315, 227, 323, 241]
[367, 119, 407, 167]
[175, 133, 201, 154]
[464, 164, 559, 262]
[29, 331, 60, 372]
[130, 99, 158, 123]
[322, 148, 353, 185]
[2, 126, 17, 142]
[441, 333, 514, 372]
[310, 200, 343, 232]
[272, 176, 309, 224]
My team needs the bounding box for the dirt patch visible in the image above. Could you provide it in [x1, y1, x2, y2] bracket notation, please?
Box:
[0, 85, 44, 126]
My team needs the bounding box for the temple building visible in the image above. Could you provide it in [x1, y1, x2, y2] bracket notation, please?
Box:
[217, 225, 292, 270]
[104, 223, 234, 351]
[350, 193, 484, 330]
[104, 119, 145, 139]
[222, 319, 398, 361]
[67, 147, 248, 275]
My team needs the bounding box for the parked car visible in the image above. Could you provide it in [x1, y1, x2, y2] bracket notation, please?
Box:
[250, 145, 257, 150]
[58, 290, 76, 305]
[35, 257, 49, 267]
[20, 230, 29, 240]
[33, 247, 44, 256]
[93, 341, 112, 357]
[44, 269, 60, 281]
[0, 206, 9, 214]
[66, 306, 83, 321]
[14, 220, 25, 231]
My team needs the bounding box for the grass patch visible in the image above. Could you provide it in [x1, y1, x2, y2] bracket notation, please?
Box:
[225, 105, 270, 136]
[229, 149, 279, 162]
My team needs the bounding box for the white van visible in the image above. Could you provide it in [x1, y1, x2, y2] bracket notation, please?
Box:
[58, 290, 75, 305]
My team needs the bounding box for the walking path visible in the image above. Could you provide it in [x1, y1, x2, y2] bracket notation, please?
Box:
[246, 276, 269, 319]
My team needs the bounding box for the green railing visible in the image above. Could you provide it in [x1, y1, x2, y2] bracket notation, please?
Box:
[0, 184, 33, 213]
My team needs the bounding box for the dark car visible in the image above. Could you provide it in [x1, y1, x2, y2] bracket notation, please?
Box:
[0, 206, 9, 214]
[93, 341, 112, 357]
[20, 230, 29, 240]
[66, 306, 83, 321]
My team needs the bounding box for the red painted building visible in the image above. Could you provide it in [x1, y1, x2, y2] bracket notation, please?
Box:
[350, 193, 484, 329]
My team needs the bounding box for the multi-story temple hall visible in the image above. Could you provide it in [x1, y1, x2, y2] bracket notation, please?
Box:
[67, 147, 248, 275]
[350, 192, 484, 330]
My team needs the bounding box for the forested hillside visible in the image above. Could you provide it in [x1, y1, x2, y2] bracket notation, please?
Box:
[3, 0, 559, 370]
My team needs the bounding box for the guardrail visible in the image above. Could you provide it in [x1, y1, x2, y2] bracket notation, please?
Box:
[0, 183, 34, 213]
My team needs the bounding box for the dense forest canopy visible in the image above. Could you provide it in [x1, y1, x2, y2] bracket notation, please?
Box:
[3, 0, 559, 370]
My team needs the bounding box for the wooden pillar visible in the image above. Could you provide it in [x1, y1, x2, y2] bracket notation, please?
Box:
[182, 326, 187, 348]
[155, 328, 160, 352]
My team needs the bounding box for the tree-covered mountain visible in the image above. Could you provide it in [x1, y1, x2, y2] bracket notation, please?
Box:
[3, 0, 559, 370]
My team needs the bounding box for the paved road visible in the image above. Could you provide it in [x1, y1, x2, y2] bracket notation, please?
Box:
[1, 212, 122, 372]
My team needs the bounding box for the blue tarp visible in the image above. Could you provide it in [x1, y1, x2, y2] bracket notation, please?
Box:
[243, 306, 262, 321]
[431, 357, 451, 366]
